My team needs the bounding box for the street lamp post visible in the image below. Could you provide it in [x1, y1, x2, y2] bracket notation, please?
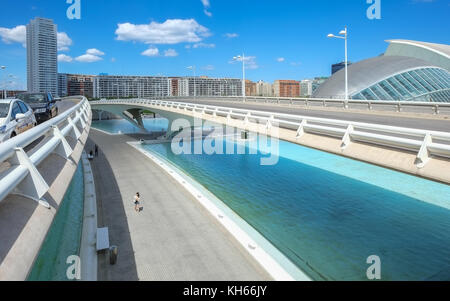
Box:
[187, 66, 196, 100]
[1, 66, 6, 100]
[233, 54, 246, 100]
[328, 26, 349, 108]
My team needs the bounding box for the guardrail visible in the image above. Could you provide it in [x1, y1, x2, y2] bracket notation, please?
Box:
[121, 96, 450, 115]
[0, 97, 91, 207]
[92, 98, 450, 168]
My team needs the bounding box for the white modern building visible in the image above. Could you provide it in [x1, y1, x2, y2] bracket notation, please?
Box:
[93, 75, 171, 98]
[177, 77, 242, 97]
[300, 80, 313, 97]
[256, 80, 273, 97]
[314, 40, 450, 102]
[27, 18, 58, 95]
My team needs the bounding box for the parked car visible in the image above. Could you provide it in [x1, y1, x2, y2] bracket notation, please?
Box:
[0, 99, 37, 142]
[17, 92, 60, 124]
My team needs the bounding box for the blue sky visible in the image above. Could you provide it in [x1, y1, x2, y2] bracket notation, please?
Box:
[0, 0, 449, 90]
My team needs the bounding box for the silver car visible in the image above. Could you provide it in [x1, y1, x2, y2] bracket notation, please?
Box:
[0, 99, 37, 142]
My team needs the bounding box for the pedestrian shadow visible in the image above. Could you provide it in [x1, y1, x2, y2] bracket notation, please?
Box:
[86, 138, 139, 281]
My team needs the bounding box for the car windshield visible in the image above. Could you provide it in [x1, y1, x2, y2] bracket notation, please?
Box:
[18, 93, 47, 103]
[0, 103, 9, 118]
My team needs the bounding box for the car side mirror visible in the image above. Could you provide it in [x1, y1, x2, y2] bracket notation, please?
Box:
[15, 113, 26, 121]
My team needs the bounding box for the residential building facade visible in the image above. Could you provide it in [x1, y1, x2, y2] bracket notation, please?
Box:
[177, 77, 243, 97]
[273, 80, 300, 97]
[255, 80, 273, 97]
[27, 18, 58, 95]
[300, 80, 313, 97]
[93, 75, 171, 98]
[245, 80, 257, 96]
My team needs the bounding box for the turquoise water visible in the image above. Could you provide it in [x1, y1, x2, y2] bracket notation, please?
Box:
[28, 163, 84, 281]
[92, 118, 168, 134]
[142, 135, 450, 281]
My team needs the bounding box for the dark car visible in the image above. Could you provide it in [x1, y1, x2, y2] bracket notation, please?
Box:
[17, 92, 60, 123]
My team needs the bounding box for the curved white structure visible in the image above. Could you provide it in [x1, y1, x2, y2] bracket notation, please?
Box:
[314, 39, 450, 102]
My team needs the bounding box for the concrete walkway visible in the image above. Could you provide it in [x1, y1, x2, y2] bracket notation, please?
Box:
[87, 130, 271, 281]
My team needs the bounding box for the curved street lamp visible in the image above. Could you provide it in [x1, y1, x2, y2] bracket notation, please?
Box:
[328, 26, 349, 107]
[233, 54, 246, 99]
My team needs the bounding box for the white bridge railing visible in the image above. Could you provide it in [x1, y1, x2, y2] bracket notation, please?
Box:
[93, 99, 450, 168]
[0, 97, 91, 208]
[136, 96, 450, 115]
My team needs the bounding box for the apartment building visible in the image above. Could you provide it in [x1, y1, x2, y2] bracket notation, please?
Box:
[93, 75, 170, 98]
[27, 18, 58, 95]
[273, 80, 300, 97]
[255, 80, 273, 97]
[245, 80, 257, 96]
[177, 77, 243, 97]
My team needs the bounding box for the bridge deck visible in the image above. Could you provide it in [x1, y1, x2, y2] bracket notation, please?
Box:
[173, 99, 450, 132]
[87, 130, 271, 281]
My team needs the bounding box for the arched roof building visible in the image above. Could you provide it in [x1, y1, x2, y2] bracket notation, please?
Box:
[313, 40, 450, 102]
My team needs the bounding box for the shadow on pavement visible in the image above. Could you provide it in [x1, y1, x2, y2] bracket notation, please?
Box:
[86, 138, 139, 281]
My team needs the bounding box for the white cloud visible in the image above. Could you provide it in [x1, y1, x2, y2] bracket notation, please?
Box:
[142, 47, 160, 57]
[0, 25, 26, 46]
[202, 65, 215, 71]
[201, 0, 212, 17]
[224, 33, 239, 39]
[115, 19, 211, 45]
[75, 48, 105, 63]
[192, 43, 215, 49]
[277, 57, 285, 62]
[164, 49, 178, 57]
[75, 54, 103, 63]
[58, 54, 73, 62]
[86, 48, 105, 56]
[229, 56, 258, 70]
[57, 32, 72, 51]
[0, 25, 73, 51]
[244, 56, 258, 69]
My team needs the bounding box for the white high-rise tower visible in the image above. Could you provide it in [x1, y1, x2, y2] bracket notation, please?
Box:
[27, 17, 58, 95]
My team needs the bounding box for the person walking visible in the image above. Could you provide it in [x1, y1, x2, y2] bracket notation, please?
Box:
[134, 192, 141, 212]
[94, 144, 99, 157]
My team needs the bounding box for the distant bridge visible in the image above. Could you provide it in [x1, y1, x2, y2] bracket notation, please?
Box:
[91, 98, 450, 184]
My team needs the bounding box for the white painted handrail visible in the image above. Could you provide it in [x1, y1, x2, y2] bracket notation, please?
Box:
[119, 95, 450, 115]
[92, 98, 450, 168]
[0, 97, 91, 207]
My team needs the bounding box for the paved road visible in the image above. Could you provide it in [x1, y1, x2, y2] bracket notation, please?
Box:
[174, 99, 450, 132]
[87, 130, 271, 281]
[57, 98, 78, 114]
